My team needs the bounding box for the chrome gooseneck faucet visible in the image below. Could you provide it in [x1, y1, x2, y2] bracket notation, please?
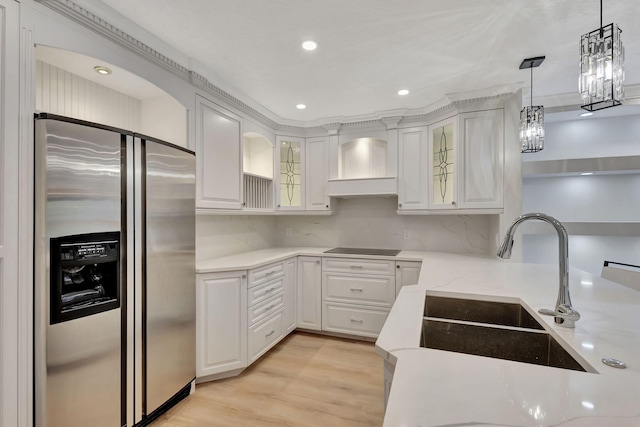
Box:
[497, 213, 580, 328]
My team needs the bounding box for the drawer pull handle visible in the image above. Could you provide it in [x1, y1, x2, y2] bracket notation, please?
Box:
[265, 330, 276, 337]
[265, 287, 276, 293]
[264, 304, 275, 312]
[350, 265, 364, 269]
[266, 270, 276, 276]
[350, 318, 363, 323]
[350, 288, 364, 292]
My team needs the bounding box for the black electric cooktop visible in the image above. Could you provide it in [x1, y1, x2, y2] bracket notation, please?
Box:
[323, 247, 401, 256]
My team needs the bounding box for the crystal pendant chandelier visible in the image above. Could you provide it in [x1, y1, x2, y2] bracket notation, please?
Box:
[519, 56, 545, 153]
[579, 0, 624, 111]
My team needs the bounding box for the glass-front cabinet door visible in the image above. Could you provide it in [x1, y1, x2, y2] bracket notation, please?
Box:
[428, 116, 458, 209]
[276, 136, 304, 209]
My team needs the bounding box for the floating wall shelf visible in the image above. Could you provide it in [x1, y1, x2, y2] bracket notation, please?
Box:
[522, 155, 640, 177]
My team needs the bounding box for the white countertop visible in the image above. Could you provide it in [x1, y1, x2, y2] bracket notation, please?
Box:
[376, 252, 640, 427]
[197, 248, 640, 426]
[196, 247, 424, 273]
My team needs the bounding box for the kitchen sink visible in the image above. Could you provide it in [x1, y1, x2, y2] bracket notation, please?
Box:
[424, 295, 544, 330]
[421, 296, 586, 372]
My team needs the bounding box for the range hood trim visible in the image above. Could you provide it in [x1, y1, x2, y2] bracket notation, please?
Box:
[327, 176, 398, 198]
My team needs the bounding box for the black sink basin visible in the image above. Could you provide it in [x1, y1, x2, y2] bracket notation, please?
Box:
[425, 295, 544, 330]
[421, 295, 587, 372]
[421, 319, 586, 371]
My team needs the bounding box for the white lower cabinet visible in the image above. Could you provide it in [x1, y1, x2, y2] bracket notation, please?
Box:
[322, 302, 390, 338]
[246, 260, 288, 365]
[196, 271, 248, 379]
[248, 311, 284, 363]
[321, 257, 396, 338]
[283, 257, 297, 333]
[395, 261, 422, 296]
[297, 256, 322, 330]
[197, 255, 419, 380]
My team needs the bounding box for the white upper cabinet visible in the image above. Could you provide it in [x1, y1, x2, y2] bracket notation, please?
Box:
[306, 136, 330, 210]
[398, 127, 429, 210]
[242, 130, 274, 210]
[276, 136, 305, 210]
[428, 116, 459, 210]
[195, 95, 243, 209]
[457, 109, 504, 209]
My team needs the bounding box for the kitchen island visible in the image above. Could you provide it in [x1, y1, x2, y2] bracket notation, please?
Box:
[376, 251, 640, 426]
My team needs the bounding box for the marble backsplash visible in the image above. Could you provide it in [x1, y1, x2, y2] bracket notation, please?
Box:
[196, 214, 277, 261]
[274, 198, 491, 254]
[197, 198, 492, 261]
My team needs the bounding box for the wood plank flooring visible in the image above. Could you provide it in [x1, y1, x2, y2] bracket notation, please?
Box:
[151, 332, 385, 427]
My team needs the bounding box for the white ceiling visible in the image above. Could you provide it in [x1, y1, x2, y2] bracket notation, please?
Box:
[36, 45, 167, 100]
[82, 0, 640, 122]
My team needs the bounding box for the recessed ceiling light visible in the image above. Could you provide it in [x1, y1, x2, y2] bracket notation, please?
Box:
[302, 41, 317, 51]
[93, 66, 112, 75]
[296, 104, 306, 110]
[580, 112, 593, 117]
[580, 172, 594, 176]
[581, 401, 595, 410]
[397, 89, 410, 96]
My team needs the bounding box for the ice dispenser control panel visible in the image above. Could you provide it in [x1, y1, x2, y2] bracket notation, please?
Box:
[50, 231, 121, 324]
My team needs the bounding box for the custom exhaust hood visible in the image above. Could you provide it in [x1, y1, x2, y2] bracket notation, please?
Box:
[328, 136, 397, 197]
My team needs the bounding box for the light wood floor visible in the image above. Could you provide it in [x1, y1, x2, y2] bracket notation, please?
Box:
[151, 332, 385, 427]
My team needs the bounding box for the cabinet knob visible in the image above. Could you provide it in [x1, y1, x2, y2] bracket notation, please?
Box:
[398, 203, 402, 208]
[325, 205, 329, 209]
[316, 260, 320, 264]
[451, 201, 456, 205]
[277, 204, 281, 208]
[396, 264, 400, 269]
[242, 274, 247, 279]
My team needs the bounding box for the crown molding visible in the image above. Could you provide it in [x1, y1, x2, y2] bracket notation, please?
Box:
[34, 0, 522, 135]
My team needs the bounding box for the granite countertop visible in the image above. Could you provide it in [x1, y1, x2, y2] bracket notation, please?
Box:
[377, 252, 640, 427]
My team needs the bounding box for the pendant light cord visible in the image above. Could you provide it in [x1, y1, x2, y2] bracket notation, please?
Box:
[600, 0, 604, 37]
[530, 65, 533, 109]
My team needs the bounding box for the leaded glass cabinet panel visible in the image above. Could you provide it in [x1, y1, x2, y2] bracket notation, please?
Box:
[428, 116, 457, 209]
[278, 138, 303, 209]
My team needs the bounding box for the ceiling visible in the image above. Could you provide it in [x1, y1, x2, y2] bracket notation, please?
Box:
[78, 0, 640, 122]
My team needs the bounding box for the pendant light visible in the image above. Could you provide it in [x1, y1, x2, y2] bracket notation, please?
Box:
[579, 0, 624, 111]
[519, 56, 545, 153]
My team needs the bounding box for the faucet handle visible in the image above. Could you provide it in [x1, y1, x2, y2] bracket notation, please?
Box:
[538, 304, 580, 328]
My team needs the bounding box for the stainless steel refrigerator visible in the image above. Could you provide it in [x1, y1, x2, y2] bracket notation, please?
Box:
[34, 114, 196, 427]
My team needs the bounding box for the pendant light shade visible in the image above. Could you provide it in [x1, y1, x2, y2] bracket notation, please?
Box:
[520, 106, 545, 153]
[579, 1, 624, 111]
[519, 56, 545, 153]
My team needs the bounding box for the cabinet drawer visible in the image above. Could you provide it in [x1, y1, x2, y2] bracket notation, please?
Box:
[248, 262, 285, 288]
[248, 311, 283, 363]
[322, 302, 390, 338]
[248, 293, 284, 326]
[322, 273, 395, 307]
[322, 258, 395, 276]
[248, 277, 284, 307]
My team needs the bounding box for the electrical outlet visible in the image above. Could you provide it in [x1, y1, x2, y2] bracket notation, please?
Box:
[404, 229, 411, 240]
[285, 227, 293, 237]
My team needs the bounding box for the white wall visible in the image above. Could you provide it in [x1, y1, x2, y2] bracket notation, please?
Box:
[36, 60, 141, 130]
[523, 235, 640, 276]
[522, 114, 640, 161]
[140, 95, 187, 146]
[522, 114, 640, 275]
[523, 174, 640, 222]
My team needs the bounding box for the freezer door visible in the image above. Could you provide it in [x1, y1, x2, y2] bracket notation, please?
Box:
[34, 117, 124, 427]
[142, 138, 196, 416]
